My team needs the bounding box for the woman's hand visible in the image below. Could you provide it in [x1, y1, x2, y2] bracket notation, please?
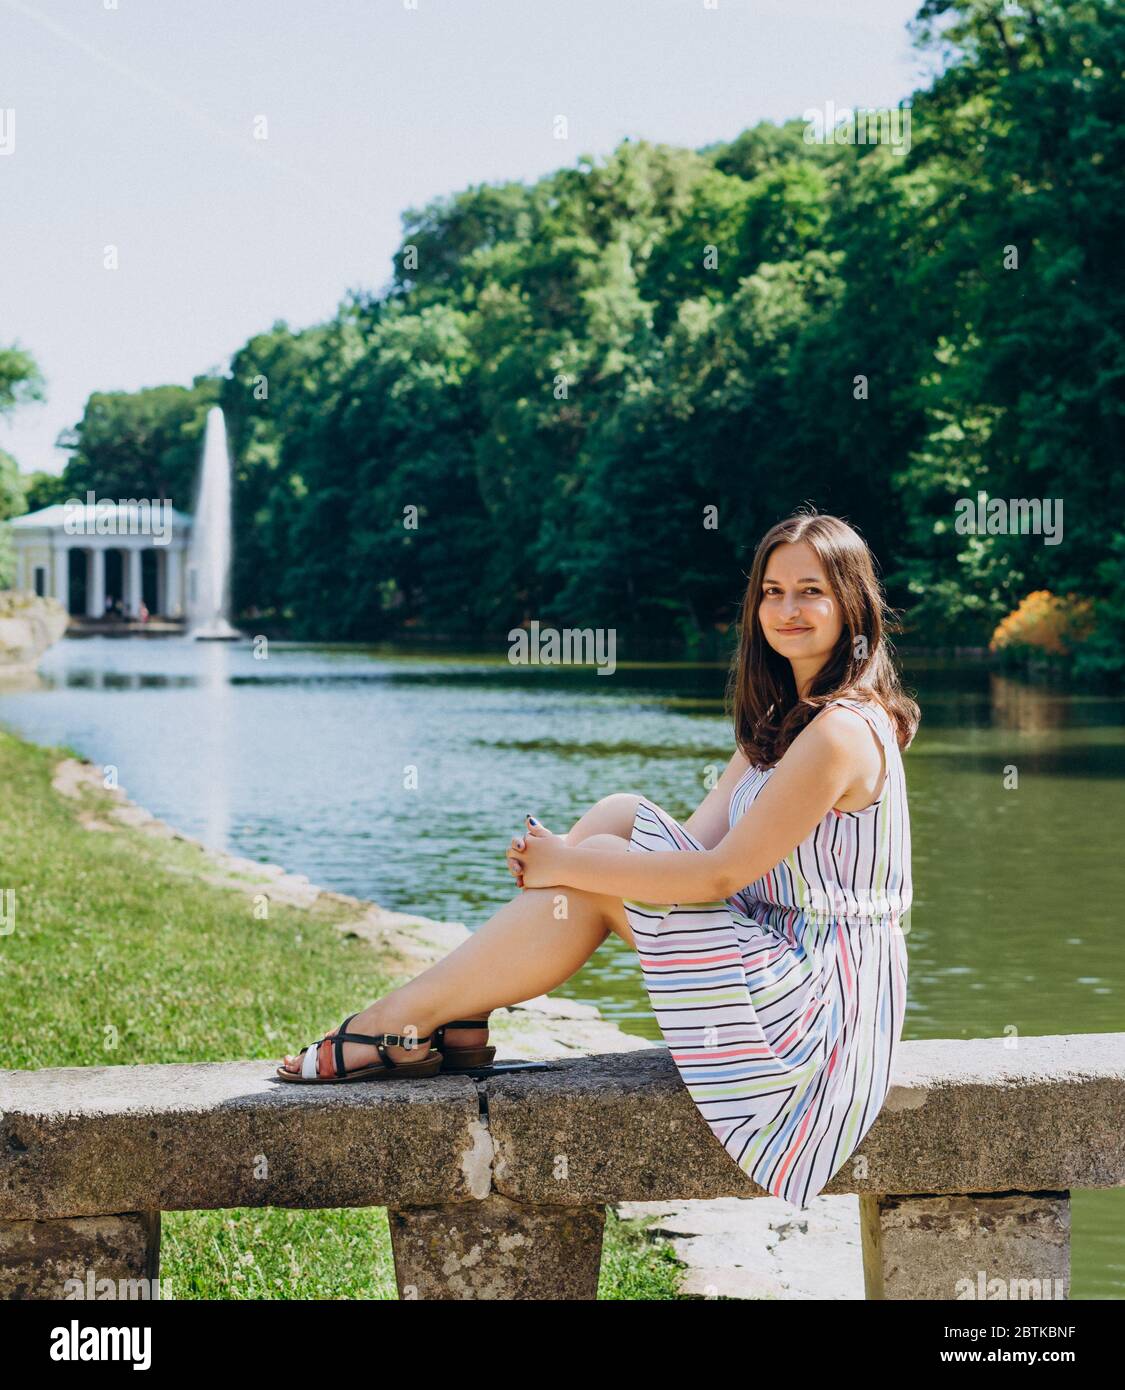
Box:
[507, 815, 568, 890]
[506, 831, 526, 888]
[506, 815, 548, 888]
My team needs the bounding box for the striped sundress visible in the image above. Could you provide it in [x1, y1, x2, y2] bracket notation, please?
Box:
[623, 697, 911, 1210]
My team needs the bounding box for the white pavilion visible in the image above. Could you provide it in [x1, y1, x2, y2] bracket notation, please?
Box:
[6, 502, 193, 620]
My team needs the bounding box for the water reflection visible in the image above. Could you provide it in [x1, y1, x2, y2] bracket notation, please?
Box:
[989, 671, 1078, 732]
[0, 668, 48, 694]
[197, 640, 232, 850]
[48, 671, 200, 691]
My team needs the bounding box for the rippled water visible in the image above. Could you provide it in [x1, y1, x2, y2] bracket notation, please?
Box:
[3, 637, 1122, 1295]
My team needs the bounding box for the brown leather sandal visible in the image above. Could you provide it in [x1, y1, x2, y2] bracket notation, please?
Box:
[276, 1013, 443, 1083]
[433, 1018, 496, 1071]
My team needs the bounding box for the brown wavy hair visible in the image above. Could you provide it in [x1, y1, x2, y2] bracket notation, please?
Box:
[726, 511, 920, 768]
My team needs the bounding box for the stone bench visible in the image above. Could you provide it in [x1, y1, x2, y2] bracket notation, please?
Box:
[2, 1032, 1122, 1299]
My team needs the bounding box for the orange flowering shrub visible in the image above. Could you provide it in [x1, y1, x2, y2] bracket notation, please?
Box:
[989, 590, 1095, 656]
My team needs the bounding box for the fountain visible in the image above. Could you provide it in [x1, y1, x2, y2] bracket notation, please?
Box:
[187, 406, 241, 641]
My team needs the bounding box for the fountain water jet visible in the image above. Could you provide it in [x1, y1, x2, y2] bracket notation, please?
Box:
[187, 406, 241, 641]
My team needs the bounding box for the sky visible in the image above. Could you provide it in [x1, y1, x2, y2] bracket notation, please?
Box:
[0, 0, 927, 478]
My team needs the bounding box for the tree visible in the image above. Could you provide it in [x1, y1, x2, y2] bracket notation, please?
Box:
[0, 340, 45, 587]
[57, 381, 222, 507]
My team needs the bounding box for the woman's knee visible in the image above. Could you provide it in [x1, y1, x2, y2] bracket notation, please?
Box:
[578, 831, 632, 853]
[568, 793, 642, 844]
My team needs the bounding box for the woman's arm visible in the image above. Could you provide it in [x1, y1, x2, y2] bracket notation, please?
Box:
[681, 746, 753, 849]
[517, 710, 863, 902]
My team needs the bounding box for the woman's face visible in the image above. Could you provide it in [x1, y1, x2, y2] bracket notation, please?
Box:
[757, 540, 844, 671]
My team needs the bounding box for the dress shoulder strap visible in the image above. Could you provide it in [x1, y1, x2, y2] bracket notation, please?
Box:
[821, 697, 896, 752]
[821, 698, 899, 817]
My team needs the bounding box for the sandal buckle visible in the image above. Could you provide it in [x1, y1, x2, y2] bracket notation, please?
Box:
[383, 1031, 431, 1051]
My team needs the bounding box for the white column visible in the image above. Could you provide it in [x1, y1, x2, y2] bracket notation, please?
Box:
[14, 548, 26, 590]
[126, 547, 143, 617]
[165, 547, 183, 619]
[86, 547, 106, 618]
[53, 545, 70, 610]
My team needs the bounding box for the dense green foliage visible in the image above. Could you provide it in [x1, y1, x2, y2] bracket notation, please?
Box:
[54, 381, 222, 505]
[16, 0, 1125, 673]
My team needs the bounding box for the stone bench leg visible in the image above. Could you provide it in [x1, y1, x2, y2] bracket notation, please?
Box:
[0, 1212, 161, 1300]
[859, 1192, 1070, 1300]
[388, 1194, 605, 1300]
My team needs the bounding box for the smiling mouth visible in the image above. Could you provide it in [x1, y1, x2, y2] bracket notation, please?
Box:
[777, 626, 812, 634]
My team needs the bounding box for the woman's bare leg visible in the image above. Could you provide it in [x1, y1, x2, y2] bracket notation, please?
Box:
[279, 816, 638, 1077]
[563, 792, 643, 849]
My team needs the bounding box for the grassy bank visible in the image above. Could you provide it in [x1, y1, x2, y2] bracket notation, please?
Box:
[0, 726, 686, 1299]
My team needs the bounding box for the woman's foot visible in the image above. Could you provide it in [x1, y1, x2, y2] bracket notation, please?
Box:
[278, 1008, 490, 1078]
[279, 1001, 440, 1078]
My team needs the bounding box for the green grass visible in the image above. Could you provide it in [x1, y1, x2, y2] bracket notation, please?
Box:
[0, 729, 399, 1072]
[159, 1204, 686, 1300]
[0, 727, 688, 1300]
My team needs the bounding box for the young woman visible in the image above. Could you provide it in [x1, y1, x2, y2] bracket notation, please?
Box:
[278, 511, 918, 1210]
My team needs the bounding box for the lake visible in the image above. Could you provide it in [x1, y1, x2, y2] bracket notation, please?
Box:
[2, 635, 1122, 1296]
